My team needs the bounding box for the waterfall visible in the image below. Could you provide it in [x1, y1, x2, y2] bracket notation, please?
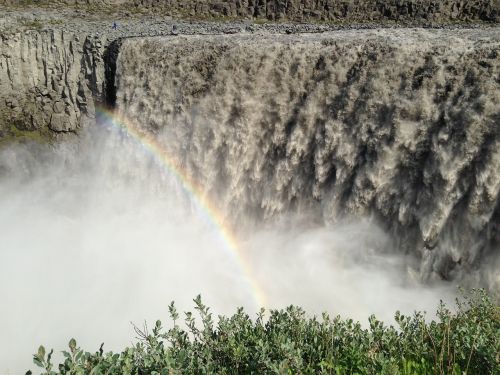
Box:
[114, 29, 500, 289]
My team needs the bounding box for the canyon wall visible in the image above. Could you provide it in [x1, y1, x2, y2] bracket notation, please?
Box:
[115, 30, 500, 286]
[0, 0, 498, 139]
[0, 31, 106, 138]
[1, 0, 498, 23]
[126, 0, 500, 23]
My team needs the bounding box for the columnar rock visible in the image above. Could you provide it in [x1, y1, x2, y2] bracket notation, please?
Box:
[115, 30, 500, 288]
[0, 0, 498, 23]
[131, 0, 500, 23]
[0, 31, 105, 137]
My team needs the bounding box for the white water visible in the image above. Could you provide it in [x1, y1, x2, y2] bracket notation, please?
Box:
[116, 31, 500, 285]
[0, 127, 454, 374]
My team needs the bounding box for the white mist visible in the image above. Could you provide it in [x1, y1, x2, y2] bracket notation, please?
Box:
[0, 128, 453, 374]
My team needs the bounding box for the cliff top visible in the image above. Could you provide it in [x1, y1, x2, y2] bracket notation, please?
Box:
[1, 6, 498, 39]
[0, 0, 498, 36]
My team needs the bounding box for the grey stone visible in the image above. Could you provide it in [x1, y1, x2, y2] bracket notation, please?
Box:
[0, 30, 106, 137]
[53, 101, 65, 113]
[49, 113, 70, 132]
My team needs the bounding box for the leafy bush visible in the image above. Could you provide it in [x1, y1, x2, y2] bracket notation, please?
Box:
[27, 290, 499, 374]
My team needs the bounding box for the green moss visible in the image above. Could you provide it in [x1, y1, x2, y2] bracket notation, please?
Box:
[0, 122, 53, 149]
[17, 17, 44, 31]
[252, 17, 270, 24]
[8, 0, 51, 6]
[47, 19, 64, 26]
[185, 14, 241, 23]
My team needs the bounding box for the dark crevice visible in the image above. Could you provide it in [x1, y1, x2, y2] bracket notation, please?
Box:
[103, 38, 124, 108]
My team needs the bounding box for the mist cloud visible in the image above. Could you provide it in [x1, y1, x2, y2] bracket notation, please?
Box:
[0, 128, 453, 374]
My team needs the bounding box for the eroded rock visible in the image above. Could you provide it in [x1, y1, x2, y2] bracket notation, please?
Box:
[0, 30, 106, 137]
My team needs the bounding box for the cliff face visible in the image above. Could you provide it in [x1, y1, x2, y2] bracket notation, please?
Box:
[0, 31, 106, 137]
[2, 0, 498, 23]
[0, 1, 498, 138]
[115, 30, 500, 286]
[129, 0, 500, 23]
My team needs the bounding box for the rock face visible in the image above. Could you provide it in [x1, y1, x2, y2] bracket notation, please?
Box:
[2, 0, 497, 23]
[0, 30, 106, 137]
[0, 1, 498, 137]
[132, 0, 500, 23]
[115, 30, 500, 288]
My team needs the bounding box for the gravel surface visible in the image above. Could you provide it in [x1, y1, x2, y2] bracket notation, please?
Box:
[1, 7, 495, 41]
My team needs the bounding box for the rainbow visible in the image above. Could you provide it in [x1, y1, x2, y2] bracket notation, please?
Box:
[96, 106, 267, 310]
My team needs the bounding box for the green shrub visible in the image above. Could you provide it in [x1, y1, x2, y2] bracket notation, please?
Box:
[27, 289, 499, 374]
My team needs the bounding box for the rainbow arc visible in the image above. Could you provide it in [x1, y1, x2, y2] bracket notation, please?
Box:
[96, 106, 267, 310]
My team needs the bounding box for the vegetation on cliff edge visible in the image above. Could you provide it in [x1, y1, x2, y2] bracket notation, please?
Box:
[27, 289, 499, 374]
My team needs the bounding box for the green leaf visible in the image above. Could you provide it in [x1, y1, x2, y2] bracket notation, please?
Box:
[33, 357, 43, 368]
[37, 345, 45, 359]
